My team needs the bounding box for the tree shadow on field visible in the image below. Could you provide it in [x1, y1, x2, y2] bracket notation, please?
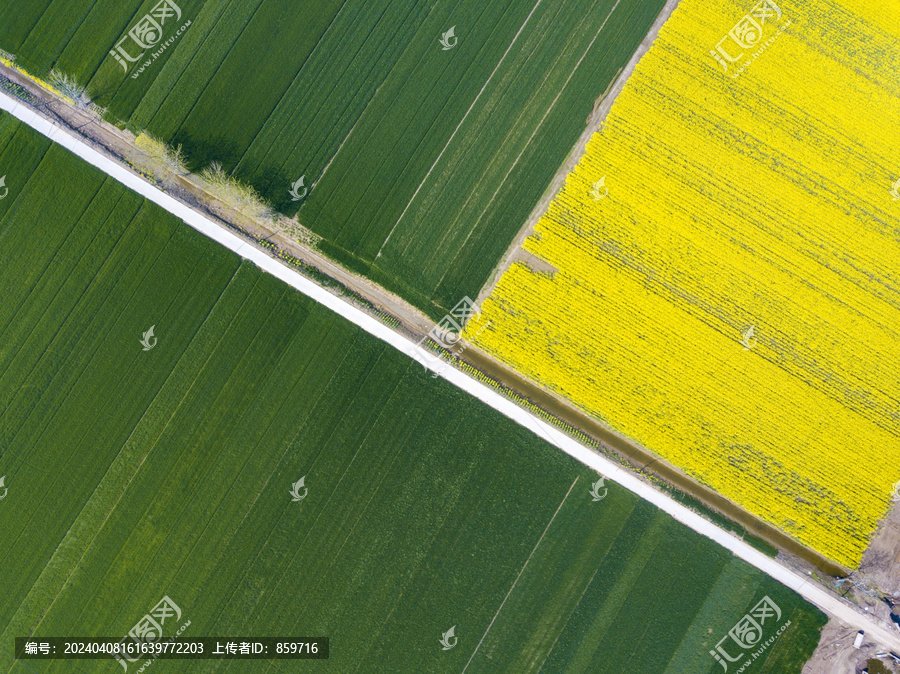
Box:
[171, 131, 240, 175]
[254, 165, 302, 216]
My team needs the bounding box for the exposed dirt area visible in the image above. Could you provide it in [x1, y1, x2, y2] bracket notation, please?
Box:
[804, 620, 899, 674]
[805, 503, 900, 673]
[855, 496, 900, 602]
[516, 249, 557, 276]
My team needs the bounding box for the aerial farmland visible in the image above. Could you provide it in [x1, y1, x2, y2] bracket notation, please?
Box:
[0, 0, 898, 672]
[0, 0, 669, 318]
[465, 0, 900, 570]
[0, 112, 830, 671]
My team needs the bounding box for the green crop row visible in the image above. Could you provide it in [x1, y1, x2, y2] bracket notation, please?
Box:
[0, 0, 668, 320]
[0, 112, 829, 672]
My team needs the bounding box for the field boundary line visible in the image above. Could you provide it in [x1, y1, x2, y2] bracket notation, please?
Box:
[435, 0, 623, 289]
[461, 477, 579, 673]
[376, 0, 546, 258]
[476, 0, 681, 305]
[3, 90, 900, 653]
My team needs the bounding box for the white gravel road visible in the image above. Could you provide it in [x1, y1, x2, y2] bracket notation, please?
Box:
[3, 90, 899, 655]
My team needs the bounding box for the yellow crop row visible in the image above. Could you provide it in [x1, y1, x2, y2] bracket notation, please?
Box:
[465, 0, 900, 567]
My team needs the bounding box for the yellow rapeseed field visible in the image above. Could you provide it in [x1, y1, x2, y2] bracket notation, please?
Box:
[465, 0, 900, 567]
